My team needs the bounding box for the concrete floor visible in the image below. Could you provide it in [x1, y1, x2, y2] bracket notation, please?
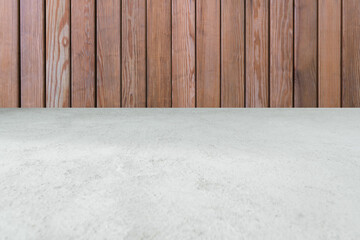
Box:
[0, 109, 359, 240]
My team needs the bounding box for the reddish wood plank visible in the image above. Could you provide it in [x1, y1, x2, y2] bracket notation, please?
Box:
[196, 0, 221, 107]
[221, 0, 245, 108]
[147, 0, 172, 108]
[172, 0, 196, 108]
[97, 0, 121, 108]
[246, 0, 269, 108]
[318, 0, 341, 108]
[122, 0, 146, 108]
[0, 0, 19, 107]
[46, 0, 70, 108]
[294, 0, 318, 107]
[71, 0, 96, 107]
[342, 0, 360, 107]
[270, 0, 293, 108]
[20, 0, 45, 108]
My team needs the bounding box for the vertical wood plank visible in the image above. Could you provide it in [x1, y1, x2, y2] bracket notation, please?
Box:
[270, 0, 293, 107]
[147, 0, 172, 107]
[246, 0, 269, 108]
[0, 0, 19, 107]
[97, 0, 121, 108]
[318, 0, 341, 108]
[172, 0, 196, 108]
[294, 0, 317, 107]
[71, 0, 96, 107]
[20, 0, 45, 108]
[221, 0, 245, 108]
[122, 0, 146, 108]
[196, 0, 221, 107]
[46, 0, 70, 108]
[342, 0, 360, 107]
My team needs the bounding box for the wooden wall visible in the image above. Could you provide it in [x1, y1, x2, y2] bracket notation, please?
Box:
[0, 0, 359, 108]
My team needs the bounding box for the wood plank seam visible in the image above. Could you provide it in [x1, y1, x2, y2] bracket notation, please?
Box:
[245, 0, 248, 107]
[340, 0, 343, 108]
[268, 0, 271, 108]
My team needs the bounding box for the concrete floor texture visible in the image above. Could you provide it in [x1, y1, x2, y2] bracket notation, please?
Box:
[0, 109, 359, 240]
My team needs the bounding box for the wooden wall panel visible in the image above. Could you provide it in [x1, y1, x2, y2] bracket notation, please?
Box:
[122, 0, 147, 108]
[71, 0, 96, 107]
[0, 0, 19, 108]
[172, 0, 196, 108]
[2, 0, 360, 108]
[319, 0, 341, 108]
[342, 0, 360, 107]
[196, 0, 221, 108]
[221, 0, 245, 108]
[20, 0, 45, 108]
[147, 0, 172, 108]
[270, 0, 293, 108]
[46, 0, 70, 108]
[97, 0, 121, 108]
[246, 0, 269, 108]
[294, 0, 317, 107]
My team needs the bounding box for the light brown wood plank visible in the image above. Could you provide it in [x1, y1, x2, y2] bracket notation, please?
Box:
[71, 0, 96, 107]
[246, 0, 269, 108]
[97, 0, 121, 108]
[147, 0, 172, 107]
[122, 0, 146, 108]
[196, 0, 221, 107]
[0, 0, 19, 107]
[318, 0, 341, 108]
[172, 0, 195, 108]
[46, 0, 70, 108]
[221, 0, 245, 108]
[294, 0, 318, 107]
[20, 0, 45, 108]
[342, 0, 360, 107]
[270, 0, 293, 108]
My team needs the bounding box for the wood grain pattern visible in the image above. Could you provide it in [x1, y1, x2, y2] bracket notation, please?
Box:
[122, 0, 146, 108]
[46, 0, 70, 108]
[342, 0, 360, 107]
[97, 0, 121, 108]
[20, 0, 45, 108]
[71, 0, 96, 107]
[270, 0, 293, 107]
[172, 0, 196, 108]
[246, 0, 269, 108]
[3, 0, 360, 108]
[0, 0, 19, 107]
[196, 0, 221, 107]
[318, 0, 341, 108]
[221, 0, 245, 108]
[147, 0, 172, 108]
[294, 0, 317, 107]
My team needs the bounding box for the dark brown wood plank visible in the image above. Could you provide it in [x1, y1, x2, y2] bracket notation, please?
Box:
[122, 0, 146, 108]
[46, 0, 70, 108]
[20, 0, 45, 108]
[318, 0, 341, 108]
[246, 0, 269, 108]
[172, 0, 196, 108]
[71, 0, 96, 107]
[294, 0, 317, 108]
[270, 0, 293, 108]
[196, 0, 221, 107]
[0, 0, 19, 107]
[97, 0, 121, 108]
[221, 0, 245, 108]
[147, 0, 172, 107]
[342, 0, 360, 107]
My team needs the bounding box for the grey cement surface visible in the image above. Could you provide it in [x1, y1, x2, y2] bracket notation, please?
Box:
[0, 109, 360, 240]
